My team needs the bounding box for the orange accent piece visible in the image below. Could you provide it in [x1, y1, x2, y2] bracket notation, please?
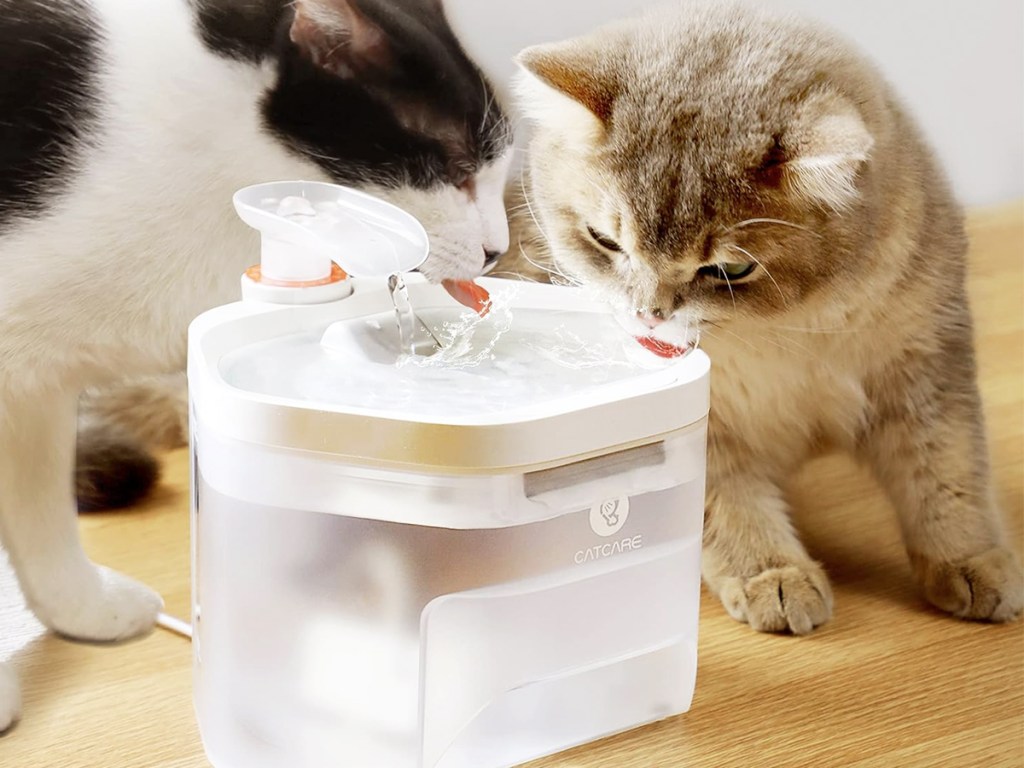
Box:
[245, 262, 348, 288]
[441, 279, 492, 316]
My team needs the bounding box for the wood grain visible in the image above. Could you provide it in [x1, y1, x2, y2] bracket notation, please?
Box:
[1, 202, 1022, 768]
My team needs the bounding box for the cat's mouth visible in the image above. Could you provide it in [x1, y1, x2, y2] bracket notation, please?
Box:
[633, 335, 694, 359]
[615, 310, 701, 359]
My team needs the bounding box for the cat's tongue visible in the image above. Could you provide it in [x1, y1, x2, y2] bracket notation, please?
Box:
[442, 279, 491, 316]
[634, 335, 691, 359]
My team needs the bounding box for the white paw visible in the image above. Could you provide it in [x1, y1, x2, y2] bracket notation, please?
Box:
[40, 566, 162, 642]
[0, 663, 20, 733]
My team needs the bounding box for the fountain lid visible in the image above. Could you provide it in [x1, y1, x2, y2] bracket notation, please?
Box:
[233, 180, 429, 304]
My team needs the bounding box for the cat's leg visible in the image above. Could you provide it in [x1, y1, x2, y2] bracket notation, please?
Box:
[0, 661, 19, 732]
[74, 371, 187, 511]
[79, 371, 189, 451]
[702, 472, 833, 635]
[0, 388, 162, 640]
[860, 354, 1023, 622]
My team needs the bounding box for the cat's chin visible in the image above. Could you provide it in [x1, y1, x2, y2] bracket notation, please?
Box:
[607, 313, 700, 361]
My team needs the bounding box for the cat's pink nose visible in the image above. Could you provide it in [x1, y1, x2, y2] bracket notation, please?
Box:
[636, 310, 666, 328]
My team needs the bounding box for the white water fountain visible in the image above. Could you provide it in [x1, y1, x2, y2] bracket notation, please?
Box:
[188, 181, 710, 768]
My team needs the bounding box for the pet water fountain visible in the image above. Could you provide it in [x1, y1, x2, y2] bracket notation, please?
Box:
[188, 181, 711, 768]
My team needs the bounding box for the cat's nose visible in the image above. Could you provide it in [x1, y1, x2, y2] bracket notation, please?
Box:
[636, 309, 667, 328]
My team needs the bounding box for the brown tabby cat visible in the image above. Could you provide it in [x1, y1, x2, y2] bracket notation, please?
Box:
[502, 1, 1023, 633]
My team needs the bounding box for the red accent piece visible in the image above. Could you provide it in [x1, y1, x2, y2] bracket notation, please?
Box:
[634, 335, 690, 359]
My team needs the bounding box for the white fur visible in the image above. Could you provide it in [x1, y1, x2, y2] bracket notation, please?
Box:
[787, 153, 867, 210]
[475, 149, 514, 256]
[786, 106, 874, 210]
[513, 64, 606, 150]
[367, 148, 513, 281]
[0, 0, 508, 729]
[301, 0, 353, 34]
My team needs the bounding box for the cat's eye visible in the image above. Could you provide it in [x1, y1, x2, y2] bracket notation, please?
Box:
[698, 262, 758, 281]
[586, 225, 623, 253]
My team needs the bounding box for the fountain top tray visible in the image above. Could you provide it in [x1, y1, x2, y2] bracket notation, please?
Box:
[188, 275, 710, 474]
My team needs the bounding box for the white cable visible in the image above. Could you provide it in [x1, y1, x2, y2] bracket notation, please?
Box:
[156, 611, 193, 640]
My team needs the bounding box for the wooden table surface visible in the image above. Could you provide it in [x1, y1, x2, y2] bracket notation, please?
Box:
[1, 203, 1022, 768]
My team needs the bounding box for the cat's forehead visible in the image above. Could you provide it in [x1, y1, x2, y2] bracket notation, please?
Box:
[602, 113, 763, 253]
[599, 42, 816, 250]
[609, 9, 820, 150]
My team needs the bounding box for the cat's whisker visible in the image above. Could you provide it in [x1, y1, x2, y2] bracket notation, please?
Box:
[292, 143, 341, 165]
[580, 173, 618, 212]
[522, 252, 582, 288]
[518, 177, 572, 286]
[756, 322, 823, 356]
[721, 218, 820, 236]
[515, 238, 580, 287]
[699, 326, 761, 355]
[760, 329, 815, 356]
[721, 271, 737, 313]
[477, 70, 494, 136]
[771, 323, 859, 335]
[727, 244, 787, 307]
[485, 270, 543, 284]
[550, 275, 583, 288]
[723, 325, 809, 357]
[517, 237, 573, 284]
[704, 320, 813, 358]
[549, 270, 583, 288]
[581, 174, 608, 197]
[508, 169, 561, 281]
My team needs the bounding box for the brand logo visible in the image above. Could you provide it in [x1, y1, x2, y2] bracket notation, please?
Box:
[589, 497, 629, 537]
[574, 534, 644, 565]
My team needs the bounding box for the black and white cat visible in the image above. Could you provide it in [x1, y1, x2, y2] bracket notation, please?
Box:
[0, 0, 512, 730]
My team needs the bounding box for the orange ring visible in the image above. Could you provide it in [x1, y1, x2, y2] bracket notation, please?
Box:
[244, 262, 348, 288]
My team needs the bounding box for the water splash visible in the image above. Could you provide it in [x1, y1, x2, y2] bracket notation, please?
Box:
[388, 273, 439, 357]
[225, 303, 685, 418]
[401, 284, 519, 369]
[521, 325, 635, 371]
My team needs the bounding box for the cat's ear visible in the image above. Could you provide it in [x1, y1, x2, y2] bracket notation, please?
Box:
[769, 92, 874, 210]
[290, 0, 392, 78]
[514, 41, 616, 146]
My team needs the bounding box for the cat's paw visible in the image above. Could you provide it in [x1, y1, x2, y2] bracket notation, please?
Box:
[0, 662, 20, 733]
[718, 562, 834, 635]
[915, 547, 1023, 622]
[38, 566, 162, 642]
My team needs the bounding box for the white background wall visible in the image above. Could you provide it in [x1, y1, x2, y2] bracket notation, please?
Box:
[444, 0, 1024, 207]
